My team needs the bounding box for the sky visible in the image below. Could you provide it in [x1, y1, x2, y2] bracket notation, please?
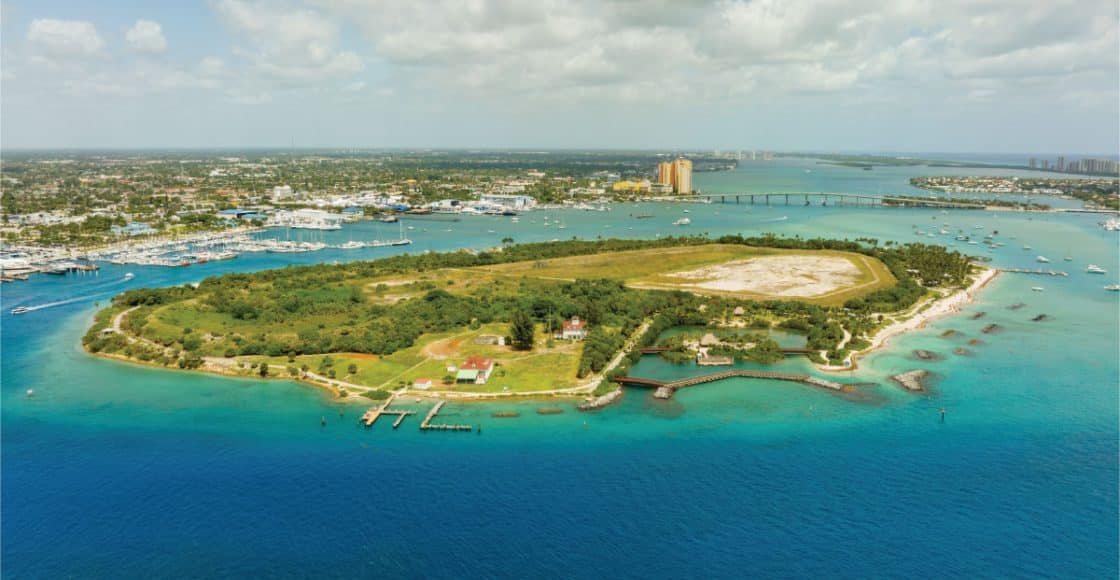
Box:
[2, 0, 1118, 154]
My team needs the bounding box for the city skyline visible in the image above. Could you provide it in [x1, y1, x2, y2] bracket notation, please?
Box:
[1, 0, 1118, 154]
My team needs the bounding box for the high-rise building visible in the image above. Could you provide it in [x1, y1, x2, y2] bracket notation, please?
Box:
[656, 158, 692, 194]
[672, 158, 692, 194]
[657, 161, 673, 186]
[1057, 156, 1065, 172]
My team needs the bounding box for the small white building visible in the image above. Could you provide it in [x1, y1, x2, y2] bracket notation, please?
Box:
[413, 378, 433, 390]
[560, 316, 588, 340]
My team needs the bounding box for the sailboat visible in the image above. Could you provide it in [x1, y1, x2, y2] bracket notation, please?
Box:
[392, 221, 412, 246]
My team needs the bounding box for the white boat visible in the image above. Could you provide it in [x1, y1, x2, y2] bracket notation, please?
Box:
[1036, 256, 1050, 263]
[683, 209, 690, 213]
[11, 306, 30, 314]
[1031, 286, 1044, 292]
[1022, 245, 1032, 250]
[1105, 284, 1120, 291]
[124, 272, 135, 280]
[1086, 264, 1107, 274]
[673, 218, 691, 226]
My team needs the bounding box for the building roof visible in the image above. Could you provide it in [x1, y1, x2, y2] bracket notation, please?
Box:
[562, 317, 586, 332]
[414, 377, 432, 384]
[700, 333, 721, 346]
[461, 356, 494, 371]
[455, 369, 480, 381]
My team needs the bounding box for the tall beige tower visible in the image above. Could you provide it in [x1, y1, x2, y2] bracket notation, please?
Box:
[672, 158, 692, 194]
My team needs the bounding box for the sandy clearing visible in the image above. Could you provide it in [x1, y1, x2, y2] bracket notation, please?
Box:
[422, 338, 462, 359]
[663, 255, 863, 297]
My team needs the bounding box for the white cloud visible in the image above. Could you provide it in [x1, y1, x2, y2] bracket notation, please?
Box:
[126, 20, 168, 54]
[27, 19, 105, 59]
[309, 0, 1117, 104]
[212, 0, 363, 84]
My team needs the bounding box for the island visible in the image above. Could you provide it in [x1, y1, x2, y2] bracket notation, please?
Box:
[83, 236, 985, 408]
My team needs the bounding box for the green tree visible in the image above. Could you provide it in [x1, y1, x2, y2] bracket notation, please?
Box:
[510, 309, 535, 351]
[259, 364, 269, 377]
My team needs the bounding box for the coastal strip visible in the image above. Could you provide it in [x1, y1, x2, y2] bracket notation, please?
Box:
[822, 267, 1000, 371]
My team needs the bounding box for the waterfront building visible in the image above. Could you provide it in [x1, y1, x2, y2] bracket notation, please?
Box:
[658, 161, 673, 186]
[272, 185, 294, 199]
[611, 180, 652, 193]
[479, 194, 536, 210]
[673, 158, 693, 194]
[457, 356, 495, 384]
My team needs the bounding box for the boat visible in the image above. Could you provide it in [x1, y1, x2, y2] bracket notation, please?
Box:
[124, 272, 135, 280]
[11, 306, 31, 314]
[379, 215, 399, 223]
[1105, 284, 1120, 292]
[1036, 256, 1050, 263]
[1031, 286, 1044, 292]
[673, 218, 691, 226]
[1022, 245, 1032, 250]
[635, 214, 654, 219]
[683, 209, 690, 213]
[1086, 264, 1107, 274]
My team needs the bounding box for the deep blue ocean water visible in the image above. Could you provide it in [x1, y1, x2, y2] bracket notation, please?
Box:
[2, 159, 1117, 578]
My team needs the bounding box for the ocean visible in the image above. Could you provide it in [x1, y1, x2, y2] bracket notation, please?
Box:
[2, 158, 1117, 578]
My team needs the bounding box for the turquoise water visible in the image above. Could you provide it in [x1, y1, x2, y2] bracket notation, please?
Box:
[2, 159, 1117, 578]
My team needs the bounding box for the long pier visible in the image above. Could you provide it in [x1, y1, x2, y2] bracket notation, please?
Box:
[683, 192, 986, 209]
[997, 268, 1069, 277]
[419, 401, 472, 432]
[614, 369, 845, 399]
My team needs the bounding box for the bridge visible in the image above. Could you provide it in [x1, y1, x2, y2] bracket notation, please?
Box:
[613, 369, 844, 399]
[681, 192, 987, 209]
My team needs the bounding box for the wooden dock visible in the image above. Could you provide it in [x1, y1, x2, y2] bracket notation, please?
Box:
[614, 369, 846, 400]
[359, 403, 416, 428]
[420, 401, 472, 432]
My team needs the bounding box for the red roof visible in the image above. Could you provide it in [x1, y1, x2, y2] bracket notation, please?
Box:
[562, 317, 585, 332]
[461, 356, 494, 371]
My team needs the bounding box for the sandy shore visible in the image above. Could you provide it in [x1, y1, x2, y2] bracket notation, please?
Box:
[818, 267, 1000, 371]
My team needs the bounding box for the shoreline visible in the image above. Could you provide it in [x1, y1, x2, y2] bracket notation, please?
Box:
[816, 266, 1000, 372]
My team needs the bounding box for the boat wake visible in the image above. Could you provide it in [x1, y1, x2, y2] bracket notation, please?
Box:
[10, 275, 135, 314]
[762, 216, 789, 222]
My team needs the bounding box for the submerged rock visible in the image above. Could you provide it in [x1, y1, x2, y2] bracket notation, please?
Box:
[981, 323, 1002, 334]
[913, 349, 941, 361]
[891, 370, 930, 392]
[954, 347, 972, 356]
[970, 311, 987, 320]
[1031, 314, 1050, 322]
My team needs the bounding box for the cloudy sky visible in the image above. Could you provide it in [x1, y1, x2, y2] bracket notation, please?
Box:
[2, 0, 1117, 153]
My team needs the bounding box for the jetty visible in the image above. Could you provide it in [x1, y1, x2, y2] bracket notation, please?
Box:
[420, 401, 472, 432]
[614, 369, 845, 399]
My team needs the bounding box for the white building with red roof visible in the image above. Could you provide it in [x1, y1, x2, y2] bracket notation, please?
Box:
[560, 316, 588, 340]
[456, 356, 496, 384]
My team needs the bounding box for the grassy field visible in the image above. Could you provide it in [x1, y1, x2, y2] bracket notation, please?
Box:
[249, 323, 583, 394]
[469, 244, 896, 306]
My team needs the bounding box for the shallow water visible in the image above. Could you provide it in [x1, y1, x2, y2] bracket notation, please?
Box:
[2, 159, 1117, 578]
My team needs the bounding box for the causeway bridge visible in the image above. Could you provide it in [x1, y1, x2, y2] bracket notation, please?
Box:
[679, 192, 987, 209]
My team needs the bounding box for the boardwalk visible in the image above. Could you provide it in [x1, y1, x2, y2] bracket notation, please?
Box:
[614, 369, 845, 399]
